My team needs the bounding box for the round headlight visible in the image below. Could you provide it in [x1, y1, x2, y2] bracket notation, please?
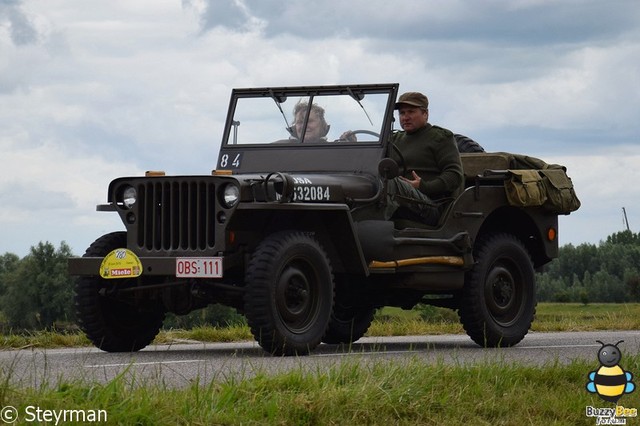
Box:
[123, 186, 137, 209]
[222, 183, 240, 208]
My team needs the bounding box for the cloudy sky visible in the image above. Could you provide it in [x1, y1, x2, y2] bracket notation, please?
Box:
[1, 0, 639, 257]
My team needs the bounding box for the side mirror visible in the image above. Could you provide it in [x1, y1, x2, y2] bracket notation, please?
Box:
[378, 158, 399, 180]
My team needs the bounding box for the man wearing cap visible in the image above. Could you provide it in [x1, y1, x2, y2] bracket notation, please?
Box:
[385, 91, 464, 225]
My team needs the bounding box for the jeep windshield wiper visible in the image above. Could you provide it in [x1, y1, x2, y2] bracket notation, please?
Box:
[347, 87, 373, 126]
[269, 90, 293, 136]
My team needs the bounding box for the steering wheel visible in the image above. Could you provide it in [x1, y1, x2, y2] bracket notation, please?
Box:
[390, 143, 406, 176]
[337, 129, 380, 142]
[351, 130, 380, 138]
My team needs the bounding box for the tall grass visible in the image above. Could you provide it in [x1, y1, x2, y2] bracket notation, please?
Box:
[0, 330, 90, 349]
[368, 303, 640, 336]
[1, 355, 632, 425]
[532, 303, 640, 331]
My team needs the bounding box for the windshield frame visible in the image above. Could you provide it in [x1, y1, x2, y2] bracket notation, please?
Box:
[216, 83, 399, 175]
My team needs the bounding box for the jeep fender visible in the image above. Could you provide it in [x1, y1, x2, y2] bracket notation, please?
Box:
[229, 203, 369, 275]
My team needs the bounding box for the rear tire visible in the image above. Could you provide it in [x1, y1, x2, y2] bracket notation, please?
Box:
[244, 231, 334, 356]
[74, 232, 165, 352]
[459, 233, 536, 347]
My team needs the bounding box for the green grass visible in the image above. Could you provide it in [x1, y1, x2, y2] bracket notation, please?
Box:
[369, 302, 640, 336]
[0, 330, 91, 349]
[532, 303, 640, 331]
[157, 324, 253, 344]
[1, 303, 639, 350]
[1, 355, 632, 425]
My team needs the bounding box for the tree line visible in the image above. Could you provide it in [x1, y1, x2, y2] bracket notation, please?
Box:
[1, 230, 639, 331]
[537, 230, 640, 304]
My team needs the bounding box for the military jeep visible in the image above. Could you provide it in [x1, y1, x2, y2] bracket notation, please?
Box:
[68, 83, 579, 355]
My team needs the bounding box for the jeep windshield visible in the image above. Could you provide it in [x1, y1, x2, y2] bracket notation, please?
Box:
[216, 84, 399, 174]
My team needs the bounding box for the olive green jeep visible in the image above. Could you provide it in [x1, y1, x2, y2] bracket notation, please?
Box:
[68, 83, 580, 355]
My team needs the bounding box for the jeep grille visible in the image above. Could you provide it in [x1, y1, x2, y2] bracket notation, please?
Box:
[136, 180, 216, 251]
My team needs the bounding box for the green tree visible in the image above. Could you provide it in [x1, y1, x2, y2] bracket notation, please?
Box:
[606, 230, 640, 245]
[537, 229, 640, 303]
[2, 242, 75, 329]
[0, 253, 20, 296]
[625, 268, 640, 302]
[586, 270, 626, 302]
[0, 253, 20, 275]
[0, 252, 21, 330]
[541, 242, 599, 282]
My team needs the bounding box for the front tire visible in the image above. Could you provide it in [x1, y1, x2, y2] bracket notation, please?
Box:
[74, 232, 165, 352]
[459, 233, 536, 347]
[244, 231, 334, 356]
[323, 275, 375, 344]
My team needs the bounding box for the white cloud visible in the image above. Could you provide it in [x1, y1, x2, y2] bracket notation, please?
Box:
[0, 0, 639, 256]
[547, 151, 640, 246]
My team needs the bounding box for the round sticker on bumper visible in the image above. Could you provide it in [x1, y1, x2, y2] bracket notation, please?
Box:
[100, 248, 143, 279]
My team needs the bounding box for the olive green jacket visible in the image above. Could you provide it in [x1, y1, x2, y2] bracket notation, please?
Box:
[389, 124, 464, 199]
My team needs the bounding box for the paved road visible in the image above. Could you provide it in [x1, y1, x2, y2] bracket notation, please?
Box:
[2, 331, 639, 388]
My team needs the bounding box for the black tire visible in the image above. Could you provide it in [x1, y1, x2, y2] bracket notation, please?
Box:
[454, 134, 485, 153]
[74, 232, 165, 352]
[323, 275, 376, 344]
[459, 233, 536, 347]
[244, 231, 335, 356]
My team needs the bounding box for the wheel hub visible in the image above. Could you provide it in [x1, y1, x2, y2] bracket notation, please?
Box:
[493, 278, 514, 307]
[485, 265, 521, 324]
[276, 264, 317, 330]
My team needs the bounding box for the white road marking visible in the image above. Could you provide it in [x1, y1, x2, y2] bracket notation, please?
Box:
[515, 344, 600, 349]
[85, 359, 205, 368]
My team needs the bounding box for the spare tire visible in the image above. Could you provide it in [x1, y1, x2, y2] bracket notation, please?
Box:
[454, 134, 485, 153]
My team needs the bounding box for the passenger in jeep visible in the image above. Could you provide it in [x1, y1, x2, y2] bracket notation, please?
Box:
[386, 91, 464, 225]
[290, 101, 331, 143]
[290, 100, 357, 143]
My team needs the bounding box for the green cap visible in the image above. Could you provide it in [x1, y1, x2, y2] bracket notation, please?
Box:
[394, 92, 429, 110]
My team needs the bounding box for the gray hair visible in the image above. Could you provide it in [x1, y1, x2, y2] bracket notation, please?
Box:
[293, 101, 328, 127]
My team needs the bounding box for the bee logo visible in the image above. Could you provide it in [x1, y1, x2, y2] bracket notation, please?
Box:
[586, 340, 635, 403]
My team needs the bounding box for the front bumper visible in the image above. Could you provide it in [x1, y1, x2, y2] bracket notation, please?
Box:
[69, 256, 184, 276]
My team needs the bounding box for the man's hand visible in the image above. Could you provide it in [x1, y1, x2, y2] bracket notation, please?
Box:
[338, 131, 357, 142]
[400, 170, 421, 188]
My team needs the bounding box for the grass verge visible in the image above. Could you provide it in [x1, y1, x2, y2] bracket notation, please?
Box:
[1, 355, 633, 425]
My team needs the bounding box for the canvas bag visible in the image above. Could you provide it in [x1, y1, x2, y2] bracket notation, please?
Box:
[539, 168, 581, 214]
[504, 169, 547, 207]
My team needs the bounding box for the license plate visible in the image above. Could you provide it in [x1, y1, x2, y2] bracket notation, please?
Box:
[176, 257, 223, 278]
